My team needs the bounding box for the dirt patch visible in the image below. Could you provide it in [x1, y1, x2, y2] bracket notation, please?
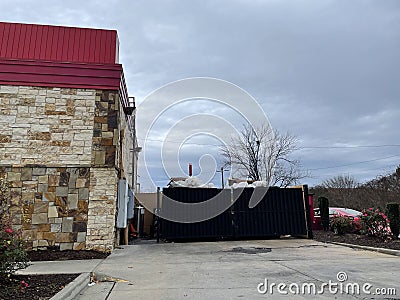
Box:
[27, 249, 109, 261]
[313, 230, 400, 251]
[0, 274, 79, 300]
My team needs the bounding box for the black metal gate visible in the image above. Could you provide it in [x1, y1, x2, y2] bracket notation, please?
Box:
[161, 185, 312, 241]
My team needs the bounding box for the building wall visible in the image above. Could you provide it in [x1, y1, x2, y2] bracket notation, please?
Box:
[0, 84, 126, 252]
[0, 85, 95, 166]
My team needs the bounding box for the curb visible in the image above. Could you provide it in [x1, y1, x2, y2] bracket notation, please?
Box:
[50, 272, 90, 300]
[329, 241, 400, 257]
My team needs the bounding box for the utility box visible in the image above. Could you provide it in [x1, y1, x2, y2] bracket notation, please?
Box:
[116, 179, 128, 228]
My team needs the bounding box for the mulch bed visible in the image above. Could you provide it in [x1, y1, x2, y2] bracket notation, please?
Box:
[313, 230, 400, 250]
[27, 249, 109, 261]
[0, 274, 79, 300]
[1, 250, 109, 300]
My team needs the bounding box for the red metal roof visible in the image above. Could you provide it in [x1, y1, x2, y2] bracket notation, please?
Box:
[0, 22, 119, 64]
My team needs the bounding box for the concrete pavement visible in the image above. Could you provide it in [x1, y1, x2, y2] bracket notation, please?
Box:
[76, 239, 399, 299]
[17, 259, 103, 275]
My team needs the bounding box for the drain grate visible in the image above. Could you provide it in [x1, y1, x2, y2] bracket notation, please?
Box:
[228, 247, 272, 254]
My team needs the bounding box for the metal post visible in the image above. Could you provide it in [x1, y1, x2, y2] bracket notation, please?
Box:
[221, 167, 224, 189]
[137, 206, 141, 238]
[156, 187, 160, 243]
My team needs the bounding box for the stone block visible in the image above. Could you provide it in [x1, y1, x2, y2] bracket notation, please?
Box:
[55, 232, 74, 243]
[32, 168, 46, 175]
[43, 232, 55, 240]
[94, 216, 107, 224]
[67, 194, 78, 209]
[62, 217, 74, 232]
[73, 242, 86, 251]
[38, 240, 49, 247]
[7, 172, 21, 182]
[56, 186, 69, 196]
[48, 175, 59, 186]
[0, 85, 18, 93]
[55, 195, 67, 207]
[42, 192, 55, 202]
[37, 232, 44, 240]
[102, 131, 113, 139]
[76, 213, 88, 222]
[78, 188, 89, 200]
[73, 222, 87, 232]
[46, 168, 57, 175]
[37, 224, 51, 232]
[37, 184, 48, 193]
[94, 151, 105, 165]
[31, 213, 48, 224]
[59, 172, 70, 187]
[68, 175, 78, 189]
[38, 175, 48, 184]
[32, 132, 51, 140]
[60, 243, 73, 251]
[21, 192, 35, 202]
[22, 230, 37, 240]
[48, 206, 58, 218]
[51, 223, 61, 233]
[76, 232, 86, 243]
[42, 192, 56, 202]
[33, 202, 48, 213]
[22, 181, 38, 191]
[76, 178, 87, 188]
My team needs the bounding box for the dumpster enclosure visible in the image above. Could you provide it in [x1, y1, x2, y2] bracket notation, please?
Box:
[161, 186, 312, 241]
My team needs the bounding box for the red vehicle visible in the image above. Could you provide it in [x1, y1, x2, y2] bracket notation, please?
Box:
[312, 207, 362, 232]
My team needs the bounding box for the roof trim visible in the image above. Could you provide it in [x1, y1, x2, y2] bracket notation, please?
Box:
[0, 59, 122, 90]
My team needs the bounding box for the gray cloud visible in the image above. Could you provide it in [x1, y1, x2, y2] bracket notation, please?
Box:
[1, 0, 399, 188]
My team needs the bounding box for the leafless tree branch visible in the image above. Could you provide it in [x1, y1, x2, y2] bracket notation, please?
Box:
[220, 124, 307, 187]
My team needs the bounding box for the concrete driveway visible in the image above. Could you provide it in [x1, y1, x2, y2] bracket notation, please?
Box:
[80, 239, 399, 299]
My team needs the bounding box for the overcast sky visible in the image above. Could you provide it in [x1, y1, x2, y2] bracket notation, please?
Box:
[1, 0, 399, 190]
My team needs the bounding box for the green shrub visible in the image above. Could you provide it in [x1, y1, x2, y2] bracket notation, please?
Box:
[0, 176, 29, 280]
[386, 203, 399, 239]
[330, 215, 352, 235]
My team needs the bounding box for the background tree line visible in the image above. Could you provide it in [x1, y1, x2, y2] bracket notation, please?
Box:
[311, 166, 400, 210]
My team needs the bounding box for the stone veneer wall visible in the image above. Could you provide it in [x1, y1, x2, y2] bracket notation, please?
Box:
[86, 89, 121, 252]
[0, 85, 94, 166]
[0, 166, 90, 250]
[86, 168, 117, 252]
[0, 85, 125, 252]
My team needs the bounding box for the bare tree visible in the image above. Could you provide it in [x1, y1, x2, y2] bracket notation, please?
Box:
[220, 124, 306, 187]
[320, 174, 359, 189]
[313, 174, 360, 208]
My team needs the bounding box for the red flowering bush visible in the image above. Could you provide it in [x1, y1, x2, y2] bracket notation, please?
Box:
[330, 215, 362, 235]
[360, 207, 391, 239]
[0, 176, 29, 280]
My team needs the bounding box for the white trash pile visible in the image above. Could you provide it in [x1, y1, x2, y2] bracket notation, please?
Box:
[169, 177, 268, 189]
